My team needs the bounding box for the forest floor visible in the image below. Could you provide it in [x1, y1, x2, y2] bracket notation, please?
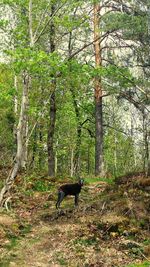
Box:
[0, 173, 150, 267]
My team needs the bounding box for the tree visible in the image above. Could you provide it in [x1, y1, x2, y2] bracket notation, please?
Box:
[47, 2, 56, 177]
[93, 2, 104, 176]
[0, 0, 149, 208]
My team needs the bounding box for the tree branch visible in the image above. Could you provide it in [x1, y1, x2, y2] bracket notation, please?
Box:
[68, 30, 116, 60]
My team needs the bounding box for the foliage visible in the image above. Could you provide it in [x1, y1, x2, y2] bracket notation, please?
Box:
[0, 0, 149, 178]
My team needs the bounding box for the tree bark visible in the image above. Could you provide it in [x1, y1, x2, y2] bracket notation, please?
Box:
[0, 0, 33, 206]
[29, 124, 37, 168]
[87, 144, 90, 175]
[70, 86, 81, 176]
[93, 3, 104, 176]
[29, 0, 34, 47]
[39, 122, 43, 170]
[47, 89, 56, 176]
[20, 74, 29, 169]
[47, 3, 56, 177]
[13, 75, 18, 157]
[68, 31, 81, 176]
[0, 74, 29, 206]
[142, 109, 150, 176]
[70, 148, 74, 177]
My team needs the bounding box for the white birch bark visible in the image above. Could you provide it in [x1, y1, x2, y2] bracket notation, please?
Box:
[0, 0, 33, 206]
[19, 74, 29, 169]
[13, 75, 18, 154]
[0, 74, 29, 206]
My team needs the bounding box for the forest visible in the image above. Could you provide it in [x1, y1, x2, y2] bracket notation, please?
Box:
[0, 0, 150, 266]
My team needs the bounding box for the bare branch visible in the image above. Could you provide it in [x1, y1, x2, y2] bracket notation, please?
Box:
[33, 2, 52, 42]
[68, 30, 116, 60]
[34, 2, 67, 44]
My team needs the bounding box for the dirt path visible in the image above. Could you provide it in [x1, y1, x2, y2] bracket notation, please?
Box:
[2, 211, 130, 267]
[0, 180, 150, 267]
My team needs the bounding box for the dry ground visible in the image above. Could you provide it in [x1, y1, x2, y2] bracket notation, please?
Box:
[0, 174, 150, 267]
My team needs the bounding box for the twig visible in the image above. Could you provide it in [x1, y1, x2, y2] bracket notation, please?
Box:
[4, 196, 12, 211]
[100, 201, 106, 214]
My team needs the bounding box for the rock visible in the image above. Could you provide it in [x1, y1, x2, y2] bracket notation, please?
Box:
[0, 214, 16, 227]
[110, 232, 119, 238]
[122, 227, 139, 237]
[47, 194, 55, 201]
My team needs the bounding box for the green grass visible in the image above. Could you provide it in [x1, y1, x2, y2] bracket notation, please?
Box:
[33, 180, 52, 192]
[55, 252, 67, 266]
[20, 224, 32, 236]
[143, 239, 150, 245]
[73, 236, 98, 247]
[124, 261, 150, 267]
[4, 236, 18, 251]
[0, 261, 10, 267]
[0, 223, 33, 267]
[85, 176, 114, 184]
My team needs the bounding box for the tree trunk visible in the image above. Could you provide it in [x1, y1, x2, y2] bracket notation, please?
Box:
[74, 124, 81, 176]
[70, 148, 74, 177]
[0, 0, 33, 206]
[29, 0, 34, 47]
[13, 75, 18, 157]
[142, 110, 150, 176]
[47, 3, 56, 177]
[93, 3, 104, 176]
[0, 74, 29, 206]
[29, 124, 37, 168]
[87, 144, 90, 175]
[70, 86, 81, 176]
[55, 139, 58, 175]
[68, 31, 81, 176]
[47, 90, 56, 176]
[20, 74, 29, 169]
[39, 122, 43, 169]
